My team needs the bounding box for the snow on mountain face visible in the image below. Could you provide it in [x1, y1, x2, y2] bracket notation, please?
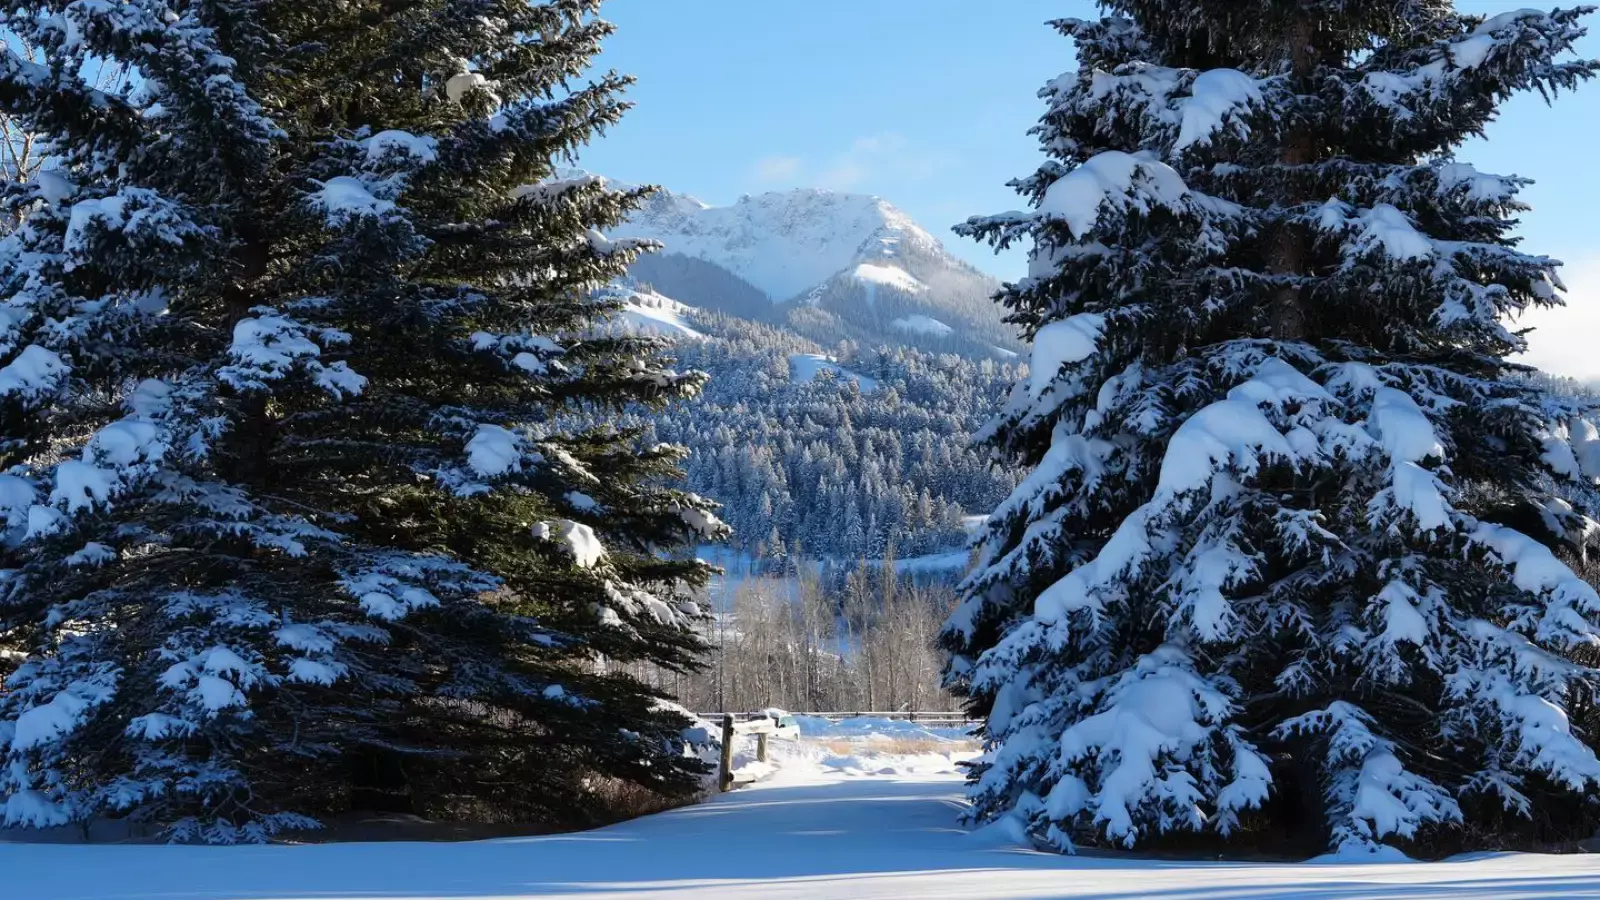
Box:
[593, 286, 706, 342]
[619, 293, 705, 342]
[852, 264, 926, 308]
[892, 314, 954, 338]
[583, 169, 1019, 358]
[613, 187, 944, 303]
[788, 353, 879, 392]
[854, 263, 925, 293]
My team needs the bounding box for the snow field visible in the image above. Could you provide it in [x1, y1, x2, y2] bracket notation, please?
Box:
[598, 287, 707, 342]
[853, 263, 925, 296]
[7, 726, 1599, 900]
[618, 302, 706, 341]
[890, 313, 954, 337]
[787, 353, 879, 391]
[723, 714, 977, 787]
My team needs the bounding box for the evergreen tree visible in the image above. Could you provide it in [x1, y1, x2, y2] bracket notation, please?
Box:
[945, 3, 1600, 854]
[0, 0, 722, 841]
[637, 304, 1019, 567]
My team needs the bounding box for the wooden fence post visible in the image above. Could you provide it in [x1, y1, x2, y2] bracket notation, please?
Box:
[718, 713, 735, 793]
[757, 732, 768, 763]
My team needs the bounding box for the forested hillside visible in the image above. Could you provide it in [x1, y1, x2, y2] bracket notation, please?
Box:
[619, 294, 1021, 566]
[570, 174, 1029, 570]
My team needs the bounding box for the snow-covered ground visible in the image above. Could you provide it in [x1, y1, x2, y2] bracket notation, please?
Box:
[891, 313, 953, 337]
[851, 261, 928, 296]
[788, 353, 879, 391]
[8, 724, 1599, 899]
[723, 717, 974, 787]
[617, 292, 705, 342]
[786, 714, 974, 746]
[593, 286, 706, 342]
[891, 548, 970, 574]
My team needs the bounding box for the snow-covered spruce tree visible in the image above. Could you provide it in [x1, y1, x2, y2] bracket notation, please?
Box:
[944, 3, 1600, 854]
[0, 0, 724, 841]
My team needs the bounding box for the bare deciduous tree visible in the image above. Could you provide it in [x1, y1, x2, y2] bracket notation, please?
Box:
[0, 38, 129, 229]
[625, 558, 962, 715]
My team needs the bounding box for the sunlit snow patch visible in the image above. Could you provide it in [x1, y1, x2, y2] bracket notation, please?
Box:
[1028, 314, 1104, 397]
[891, 314, 954, 338]
[853, 263, 924, 293]
[534, 519, 606, 568]
[788, 354, 879, 392]
[613, 290, 706, 342]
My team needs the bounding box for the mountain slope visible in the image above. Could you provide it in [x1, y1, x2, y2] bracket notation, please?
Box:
[580, 175, 1024, 572]
[593, 284, 707, 341]
[597, 280, 1019, 569]
[614, 187, 941, 303]
[608, 180, 1020, 359]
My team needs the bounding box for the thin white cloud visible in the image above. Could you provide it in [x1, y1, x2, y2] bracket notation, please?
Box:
[816, 159, 867, 189]
[818, 135, 897, 188]
[1512, 255, 1600, 383]
[819, 133, 949, 189]
[751, 155, 802, 183]
[751, 133, 951, 192]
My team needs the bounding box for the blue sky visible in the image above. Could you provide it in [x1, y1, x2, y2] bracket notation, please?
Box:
[578, 1, 1600, 379]
[577, 0, 1067, 277]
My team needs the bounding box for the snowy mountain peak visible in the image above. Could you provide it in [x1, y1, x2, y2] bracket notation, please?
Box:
[610, 183, 949, 303]
[581, 168, 1018, 357]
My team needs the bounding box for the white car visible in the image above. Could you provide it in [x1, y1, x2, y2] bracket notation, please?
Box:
[754, 708, 801, 740]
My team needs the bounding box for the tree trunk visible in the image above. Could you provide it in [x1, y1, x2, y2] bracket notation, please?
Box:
[1268, 16, 1319, 343]
[221, 222, 275, 486]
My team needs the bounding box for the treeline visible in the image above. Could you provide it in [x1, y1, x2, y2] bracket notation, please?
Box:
[628, 559, 961, 715]
[641, 310, 1022, 564]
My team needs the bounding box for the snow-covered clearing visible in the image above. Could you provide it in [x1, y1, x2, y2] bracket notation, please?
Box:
[853, 263, 925, 296]
[6, 722, 1598, 899]
[786, 714, 975, 746]
[890, 313, 953, 337]
[617, 298, 705, 341]
[596, 287, 706, 341]
[891, 548, 970, 574]
[788, 353, 879, 391]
